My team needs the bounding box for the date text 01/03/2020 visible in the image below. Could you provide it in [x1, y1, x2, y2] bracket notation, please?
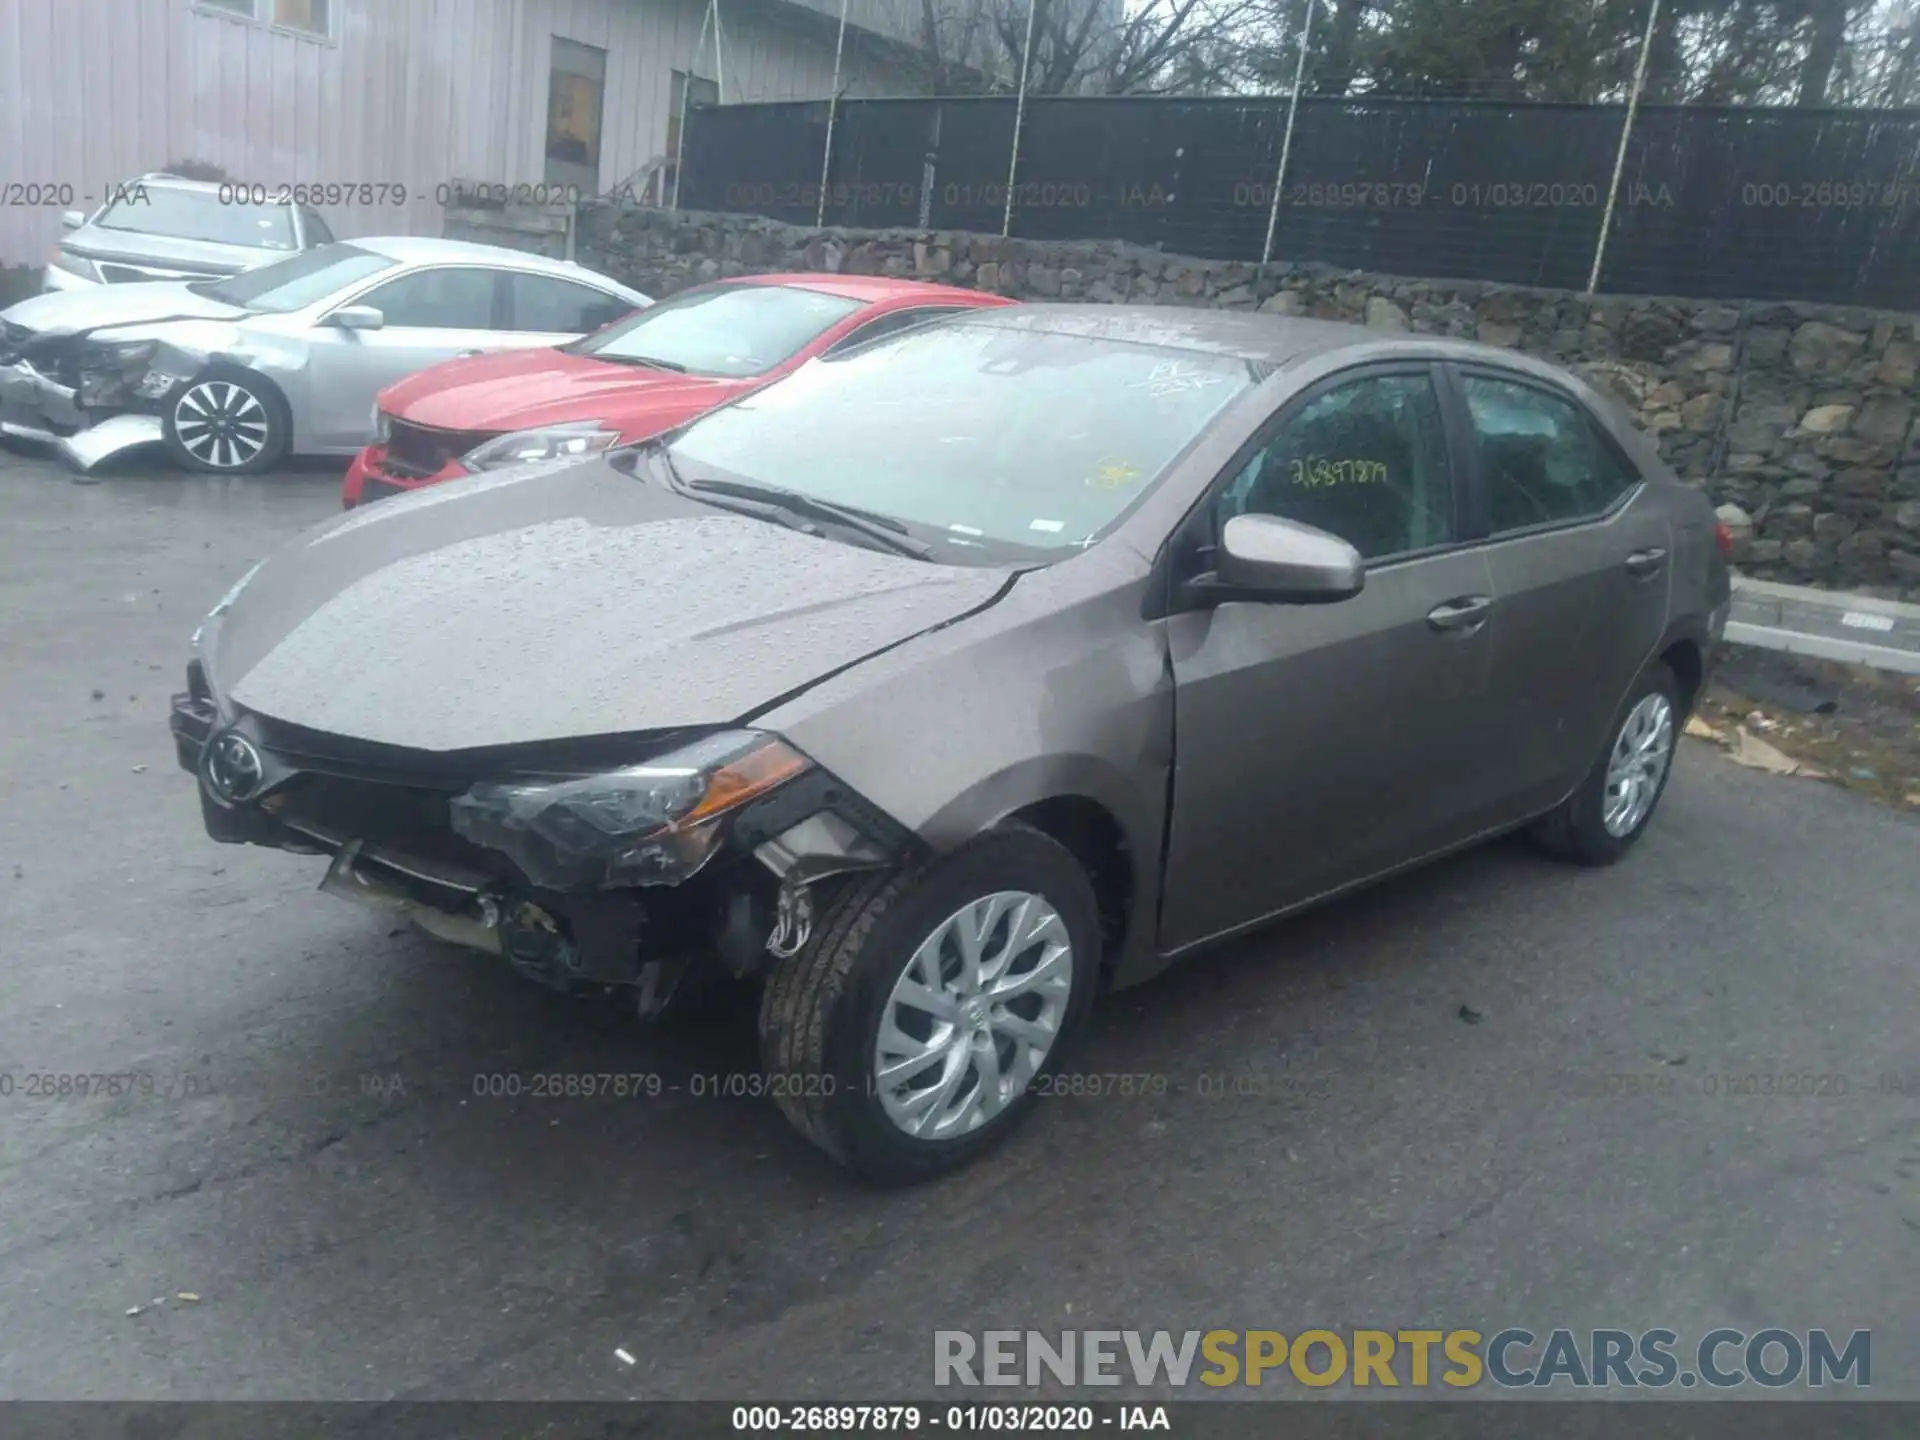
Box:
[730, 1405, 1171, 1431]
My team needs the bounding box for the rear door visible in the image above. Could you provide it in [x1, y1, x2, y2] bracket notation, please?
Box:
[1159, 364, 1506, 952]
[502, 270, 640, 347]
[1445, 365, 1672, 818]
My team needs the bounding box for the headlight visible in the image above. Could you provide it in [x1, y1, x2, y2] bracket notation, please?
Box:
[93, 339, 158, 369]
[371, 404, 391, 443]
[50, 250, 101, 281]
[462, 422, 617, 472]
[449, 730, 812, 890]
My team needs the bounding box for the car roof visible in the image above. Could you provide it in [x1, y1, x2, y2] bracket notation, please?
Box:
[726, 273, 1006, 305]
[347, 235, 632, 282]
[123, 174, 287, 202]
[958, 302, 1598, 382]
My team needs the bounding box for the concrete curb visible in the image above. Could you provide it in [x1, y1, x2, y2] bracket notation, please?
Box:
[1728, 575, 1920, 675]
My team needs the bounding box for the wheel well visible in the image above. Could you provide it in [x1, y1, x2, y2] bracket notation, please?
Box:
[1008, 796, 1133, 970]
[1661, 638, 1704, 715]
[179, 363, 292, 424]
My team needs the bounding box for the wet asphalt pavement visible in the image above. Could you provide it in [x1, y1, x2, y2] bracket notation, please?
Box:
[0, 444, 1915, 1402]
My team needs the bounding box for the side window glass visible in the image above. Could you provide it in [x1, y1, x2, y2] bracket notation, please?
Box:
[1219, 372, 1454, 560]
[300, 206, 335, 245]
[825, 308, 959, 356]
[358, 268, 498, 329]
[1462, 375, 1640, 531]
[508, 272, 634, 333]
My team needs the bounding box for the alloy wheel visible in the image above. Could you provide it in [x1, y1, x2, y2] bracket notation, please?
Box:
[873, 889, 1074, 1140]
[1602, 692, 1674, 837]
[173, 381, 272, 469]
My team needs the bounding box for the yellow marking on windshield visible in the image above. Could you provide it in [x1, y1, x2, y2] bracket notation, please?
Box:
[1088, 461, 1142, 488]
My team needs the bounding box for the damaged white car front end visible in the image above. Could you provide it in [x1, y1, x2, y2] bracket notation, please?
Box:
[0, 307, 243, 472]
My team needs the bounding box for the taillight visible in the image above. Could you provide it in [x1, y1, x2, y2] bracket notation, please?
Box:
[1713, 522, 1733, 557]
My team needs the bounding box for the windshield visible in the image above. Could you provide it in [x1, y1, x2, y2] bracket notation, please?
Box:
[192, 244, 397, 313]
[664, 321, 1257, 558]
[574, 282, 863, 377]
[95, 187, 298, 250]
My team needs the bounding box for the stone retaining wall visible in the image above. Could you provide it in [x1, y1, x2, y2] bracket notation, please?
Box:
[561, 203, 1920, 598]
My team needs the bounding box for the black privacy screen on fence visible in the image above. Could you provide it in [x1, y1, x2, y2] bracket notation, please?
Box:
[676, 95, 1920, 308]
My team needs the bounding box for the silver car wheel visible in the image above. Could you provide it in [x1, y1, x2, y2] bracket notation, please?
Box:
[173, 380, 272, 469]
[1602, 692, 1674, 838]
[873, 889, 1074, 1141]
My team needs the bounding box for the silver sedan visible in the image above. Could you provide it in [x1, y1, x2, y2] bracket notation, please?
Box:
[0, 237, 651, 473]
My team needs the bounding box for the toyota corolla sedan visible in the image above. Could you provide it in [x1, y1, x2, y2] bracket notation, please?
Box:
[341, 274, 1011, 507]
[0, 238, 648, 474]
[169, 306, 1731, 1184]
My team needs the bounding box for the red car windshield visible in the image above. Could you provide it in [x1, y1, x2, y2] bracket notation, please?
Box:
[568, 283, 863, 378]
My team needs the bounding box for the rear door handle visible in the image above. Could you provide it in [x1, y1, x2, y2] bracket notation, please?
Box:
[1427, 594, 1493, 633]
[1624, 547, 1667, 578]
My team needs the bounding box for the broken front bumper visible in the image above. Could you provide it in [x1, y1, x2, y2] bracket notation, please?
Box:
[0, 358, 84, 443]
[0, 359, 167, 471]
[168, 683, 919, 1000]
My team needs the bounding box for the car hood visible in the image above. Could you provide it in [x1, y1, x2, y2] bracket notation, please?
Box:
[65, 226, 286, 275]
[382, 348, 756, 441]
[204, 456, 1010, 752]
[2, 279, 244, 335]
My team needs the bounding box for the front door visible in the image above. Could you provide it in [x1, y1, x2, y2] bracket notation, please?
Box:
[1449, 367, 1674, 817]
[304, 266, 511, 448]
[1159, 366, 1504, 952]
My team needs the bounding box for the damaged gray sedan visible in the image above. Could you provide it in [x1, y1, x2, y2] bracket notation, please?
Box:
[169, 306, 1730, 1182]
[0, 237, 646, 473]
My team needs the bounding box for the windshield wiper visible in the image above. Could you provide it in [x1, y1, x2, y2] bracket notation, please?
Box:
[645, 450, 933, 560]
[595, 353, 689, 372]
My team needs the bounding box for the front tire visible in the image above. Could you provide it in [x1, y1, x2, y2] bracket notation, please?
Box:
[757, 824, 1101, 1184]
[1530, 659, 1680, 866]
[162, 368, 290, 474]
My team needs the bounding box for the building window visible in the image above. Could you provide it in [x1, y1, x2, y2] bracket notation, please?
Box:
[192, 0, 330, 40]
[272, 0, 330, 36]
[545, 39, 607, 186]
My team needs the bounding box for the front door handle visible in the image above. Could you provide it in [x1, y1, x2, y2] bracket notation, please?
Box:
[1427, 594, 1493, 633]
[1624, 547, 1667, 578]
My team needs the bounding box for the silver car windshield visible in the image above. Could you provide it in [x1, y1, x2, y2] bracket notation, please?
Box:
[573, 283, 863, 377]
[191, 244, 397, 313]
[96, 188, 298, 250]
[665, 322, 1257, 556]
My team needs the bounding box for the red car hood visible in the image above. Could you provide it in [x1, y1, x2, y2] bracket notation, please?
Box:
[381, 348, 757, 441]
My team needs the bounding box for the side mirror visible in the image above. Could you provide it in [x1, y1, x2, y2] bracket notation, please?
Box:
[60, 210, 85, 232]
[1201, 512, 1364, 604]
[328, 305, 385, 332]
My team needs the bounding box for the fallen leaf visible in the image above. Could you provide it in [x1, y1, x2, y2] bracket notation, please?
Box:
[1684, 715, 1720, 741]
[1727, 728, 1806, 776]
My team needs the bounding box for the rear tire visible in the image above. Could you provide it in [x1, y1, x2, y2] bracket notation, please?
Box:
[757, 823, 1101, 1185]
[1530, 660, 1680, 866]
[162, 367, 291, 474]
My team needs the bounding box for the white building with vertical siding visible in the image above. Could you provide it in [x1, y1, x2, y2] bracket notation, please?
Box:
[0, 0, 928, 266]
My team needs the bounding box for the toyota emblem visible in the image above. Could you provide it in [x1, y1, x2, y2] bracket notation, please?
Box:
[203, 731, 264, 803]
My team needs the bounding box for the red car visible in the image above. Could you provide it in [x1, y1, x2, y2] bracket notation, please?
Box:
[342, 274, 1014, 506]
